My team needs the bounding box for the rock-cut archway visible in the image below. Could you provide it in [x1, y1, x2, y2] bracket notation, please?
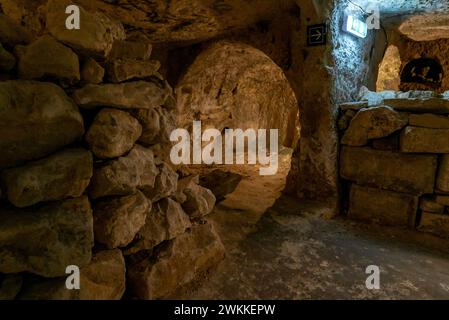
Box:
[176, 41, 299, 148]
[174, 41, 300, 244]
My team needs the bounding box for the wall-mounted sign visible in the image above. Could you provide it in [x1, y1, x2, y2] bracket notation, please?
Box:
[342, 15, 368, 38]
[307, 23, 327, 46]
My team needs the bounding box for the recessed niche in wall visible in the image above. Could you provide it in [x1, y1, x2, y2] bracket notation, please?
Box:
[400, 58, 443, 88]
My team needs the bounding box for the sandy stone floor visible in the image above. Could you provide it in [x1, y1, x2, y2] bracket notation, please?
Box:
[172, 150, 449, 300]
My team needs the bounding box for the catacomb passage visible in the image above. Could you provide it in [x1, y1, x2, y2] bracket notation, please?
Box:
[1, 0, 449, 301]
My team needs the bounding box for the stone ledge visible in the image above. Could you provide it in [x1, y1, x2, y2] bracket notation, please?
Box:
[384, 98, 449, 114]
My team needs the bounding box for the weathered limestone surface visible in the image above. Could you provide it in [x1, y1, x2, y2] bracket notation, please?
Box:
[131, 107, 175, 146]
[340, 147, 437, 194]
[86, 108, 142, 159]
[176, 175, 216, 218]
[1, 148, 93, 208]
[128, 222, 225, 299]
[89, 145, 158, 199]
[435, 195, 449, 206]
[107, 59, 161, 83]
[0, 13, 32, 47]
[18, 249, 126, 300]
[67, 0, 294, 43]
[400, 126, 449, 153]
[349, 185, 418, 227]
[420, 197, 445, 214]
[376, 45, 401, 91]
[0, 80, 84, 169]
[46, 0, 125, 58]
[143, 163, 178, 202]
[18, 35, 80, 84]
[385, 98, 449, 114]
[399, 12, 449, 42]
[81, 58, 104, 84]
[94, 191, 149, 249]
[78, 249, 126, 300]
[418, 213, 449, 238]
[409, 113, 449, 129]
[436, 155, 449, 192]
[0, 197, 93, 277]
[125, 198, 191, 255]
[176, 41, 299, 147]
[108, 40, 152, 61]
[72, 81, 171, 110]
[341, 106, 408, 146]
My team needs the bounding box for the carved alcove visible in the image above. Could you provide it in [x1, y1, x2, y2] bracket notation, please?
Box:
[400, 58, 443, 90]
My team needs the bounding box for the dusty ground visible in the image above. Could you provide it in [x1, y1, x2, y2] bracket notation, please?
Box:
[173, 150, 449, 300]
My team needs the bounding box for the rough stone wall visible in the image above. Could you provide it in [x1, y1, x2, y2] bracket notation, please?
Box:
[284, 0, 338, 206]
[0, 2, 224, 300]
[339, 89, 449, 238]
[285, 0, 382, 210]
[376, 44, 401, 91]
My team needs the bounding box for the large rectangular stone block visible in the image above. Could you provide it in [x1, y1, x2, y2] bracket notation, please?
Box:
[349, 185, 418, 227]
[409, 113, 449, 129]
[340, 146, 437, 194]
[384, 98, 449, 114]
[418, 212, 449, 238]
[400, 126, 449, 153]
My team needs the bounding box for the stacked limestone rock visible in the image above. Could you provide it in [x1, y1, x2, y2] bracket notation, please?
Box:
[339, 87, 449, 239]
[0, 1, 224, 300]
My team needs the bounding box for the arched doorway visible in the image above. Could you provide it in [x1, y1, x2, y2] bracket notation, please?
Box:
[174, 40, 300, 244]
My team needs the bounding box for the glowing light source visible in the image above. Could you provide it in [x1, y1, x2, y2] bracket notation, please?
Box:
[342, 15, 368, 38]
